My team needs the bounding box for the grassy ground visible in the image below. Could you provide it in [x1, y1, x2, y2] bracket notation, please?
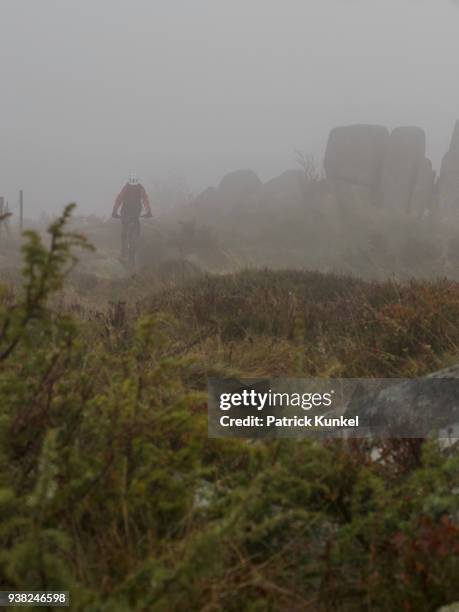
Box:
[64, 267, 459, 380]
[0, 210, 459, 610]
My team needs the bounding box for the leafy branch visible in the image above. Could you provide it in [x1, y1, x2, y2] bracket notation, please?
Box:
[0, 203, 93, 362]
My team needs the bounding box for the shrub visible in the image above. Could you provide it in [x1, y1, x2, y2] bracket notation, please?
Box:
[0, 208, 458, 610]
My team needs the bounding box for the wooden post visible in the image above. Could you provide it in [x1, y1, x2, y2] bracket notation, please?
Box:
[19, 190, 23, 233]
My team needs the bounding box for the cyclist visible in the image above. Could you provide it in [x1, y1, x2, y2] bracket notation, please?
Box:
[112, 173, 152, 261]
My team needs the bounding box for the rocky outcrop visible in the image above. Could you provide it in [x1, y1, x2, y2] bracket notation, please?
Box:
[410, 157, 435, 215]
[381, 126, 426, 212]
[439, 121, 459, 213]
[192, 121, 459, 220]
[190, 170, 263, 222]
[345, 363, 459, 438]
[193, 186, 219, 205]
[324, 124, 433, 212]
[325, 124, 389, 188]
[218, 169, 262, 199]
[191, 170, 262, 217]
[262, 169, 304, 200]
[324, 124, 389, 206]
[438, 604, 459, 612]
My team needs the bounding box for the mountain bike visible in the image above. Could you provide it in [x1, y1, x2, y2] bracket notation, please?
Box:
[114, 213, 151, 270]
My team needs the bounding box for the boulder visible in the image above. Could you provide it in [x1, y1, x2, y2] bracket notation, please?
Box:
[328, 180, 377, 209]
[345, 363, 459, 438]
[439, 121, 459, 213]
[193, 186, 219, 206]
[410, 157, 435, 215]
[447, 235, 459, 266]
[262, 169, 304, 200]
[324, 125, 389, 206]
[218, 169, 262, 199]
[381, 126, 426, 211]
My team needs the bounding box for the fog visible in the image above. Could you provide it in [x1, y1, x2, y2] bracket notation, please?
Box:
[1, 0, 459, 216]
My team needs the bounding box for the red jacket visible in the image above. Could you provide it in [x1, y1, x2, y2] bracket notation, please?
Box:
[112, 183, 152, 218]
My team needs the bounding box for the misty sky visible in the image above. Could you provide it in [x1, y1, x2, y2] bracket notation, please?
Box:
[1, 0, 459, 216]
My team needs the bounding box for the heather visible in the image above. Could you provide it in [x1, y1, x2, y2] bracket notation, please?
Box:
[0, 207, 458, 611]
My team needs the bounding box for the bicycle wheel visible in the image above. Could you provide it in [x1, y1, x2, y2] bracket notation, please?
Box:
[126, 220, 140, 268]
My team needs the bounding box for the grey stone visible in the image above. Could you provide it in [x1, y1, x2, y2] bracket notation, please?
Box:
[439, 121, 459, 213]
[410, 157, 435, 215]
[381, 126, 426, 211]
[262, 169, 304, 200]
[324, 124, 389, 198]
[345, 364, 459, 438]
[328, 180, 376, 208]
[438, 604, 459, 612]
[218, 169, 262, 199]
[191, 187, 221, 212]
[194, 186, 219, 204]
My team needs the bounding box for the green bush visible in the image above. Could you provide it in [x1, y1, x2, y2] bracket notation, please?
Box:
[0, 207, 458, 610]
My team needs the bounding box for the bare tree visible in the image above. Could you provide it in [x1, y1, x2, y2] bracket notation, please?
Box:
[294, 150, 323, 204]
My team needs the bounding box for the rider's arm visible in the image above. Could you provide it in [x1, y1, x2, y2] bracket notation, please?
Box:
[112, 186, 126, 217]
[140, 186, 152, 216]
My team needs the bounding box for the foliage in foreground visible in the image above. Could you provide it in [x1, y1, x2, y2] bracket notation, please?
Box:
[0, 207, 458, 611]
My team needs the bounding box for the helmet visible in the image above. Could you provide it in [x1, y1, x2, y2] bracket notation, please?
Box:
[127, 173, 139, 186]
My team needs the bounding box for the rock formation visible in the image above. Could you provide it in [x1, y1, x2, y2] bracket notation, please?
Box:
[410, 157, 435, 216]
[218, 169, 262, 199]
[262, 169, 304, 200]
[191, 170, 262, 220]
[380, 126, 426, 212]
[191, 120, 459, 221]
[324, 124, 439, 214]
[345, 363, 459, 438]
[324, 124, 389, 207]
[439, 121, 459, 213]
